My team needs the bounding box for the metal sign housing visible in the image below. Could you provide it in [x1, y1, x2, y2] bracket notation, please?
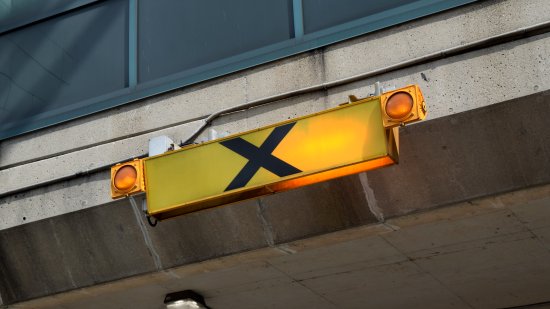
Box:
[143, 95, 399, 220]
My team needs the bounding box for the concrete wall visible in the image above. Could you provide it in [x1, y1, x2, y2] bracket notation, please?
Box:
[1, 0, 550, 228]
[8, 184, 550, 309]
[1, 0, 550, 305]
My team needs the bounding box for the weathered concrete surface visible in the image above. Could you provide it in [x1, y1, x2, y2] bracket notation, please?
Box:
[7, 184, 550, 309]
[382, 193, 550, 308]
[140, 199, 269, 270]
[0, 176, 377, 304]
[0, 199, 158, 303]
[322, 0, 550, 81]
[326, 31, 550, 115]
[2, 91, 550, 305]
[0, 172, 110, 230]
[259, 176, 377, 244]
[366, 89, 550, 217]
[0, 198, 259, 303]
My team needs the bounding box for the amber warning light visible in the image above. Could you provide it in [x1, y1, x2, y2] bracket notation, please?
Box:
[111, 159, 145, 199]
[381, 85, 426, 127]
[111, 84, 427, 220]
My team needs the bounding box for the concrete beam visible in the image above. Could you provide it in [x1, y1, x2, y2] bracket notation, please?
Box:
[365, 89, 550, 217]
[7, 184, 550, 308]
[0, 177, 378, 304]
[2, 91, 550, 304]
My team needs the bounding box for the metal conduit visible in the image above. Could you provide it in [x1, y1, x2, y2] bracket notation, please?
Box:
[2, 20, 550, 198]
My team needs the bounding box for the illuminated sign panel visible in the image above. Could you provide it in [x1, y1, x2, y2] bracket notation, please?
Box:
[111, 84, 426, 220]
[143, 96, 398, 220]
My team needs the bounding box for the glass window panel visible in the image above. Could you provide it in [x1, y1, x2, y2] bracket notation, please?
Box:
[0, 0, 127, 133]
[0, 0, 99, 33]
[138, 0, 293, 83]
[303, 0, 416, 34]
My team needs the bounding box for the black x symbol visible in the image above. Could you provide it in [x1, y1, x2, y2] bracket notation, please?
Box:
[220, 122, 302, 192]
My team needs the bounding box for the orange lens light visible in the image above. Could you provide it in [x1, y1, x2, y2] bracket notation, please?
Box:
[385, 92, 414, 120]
[110, 159, 145, 199]
[114, 165, 138, 191]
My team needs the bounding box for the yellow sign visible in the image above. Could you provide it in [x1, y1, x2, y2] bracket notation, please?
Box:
[144, 96, 399, 220]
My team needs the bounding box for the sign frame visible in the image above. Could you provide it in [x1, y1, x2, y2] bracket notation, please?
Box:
[143, 96, 400, 220]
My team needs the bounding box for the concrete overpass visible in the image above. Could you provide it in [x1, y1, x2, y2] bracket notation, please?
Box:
[1, 0, 550, 308]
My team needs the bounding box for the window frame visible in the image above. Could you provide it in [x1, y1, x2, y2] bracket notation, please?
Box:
[0, 0, 477, 140]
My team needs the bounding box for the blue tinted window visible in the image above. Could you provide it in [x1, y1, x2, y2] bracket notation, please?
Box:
[138, 0, 293, 82]
[303, 0, 416, 34]
[0, 0, 98, 33]
[0, 0, 127, 134]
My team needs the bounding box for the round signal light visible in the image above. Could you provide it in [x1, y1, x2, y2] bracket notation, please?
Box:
[385, 92, 414, 120]
[113, 165, 138, 191]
